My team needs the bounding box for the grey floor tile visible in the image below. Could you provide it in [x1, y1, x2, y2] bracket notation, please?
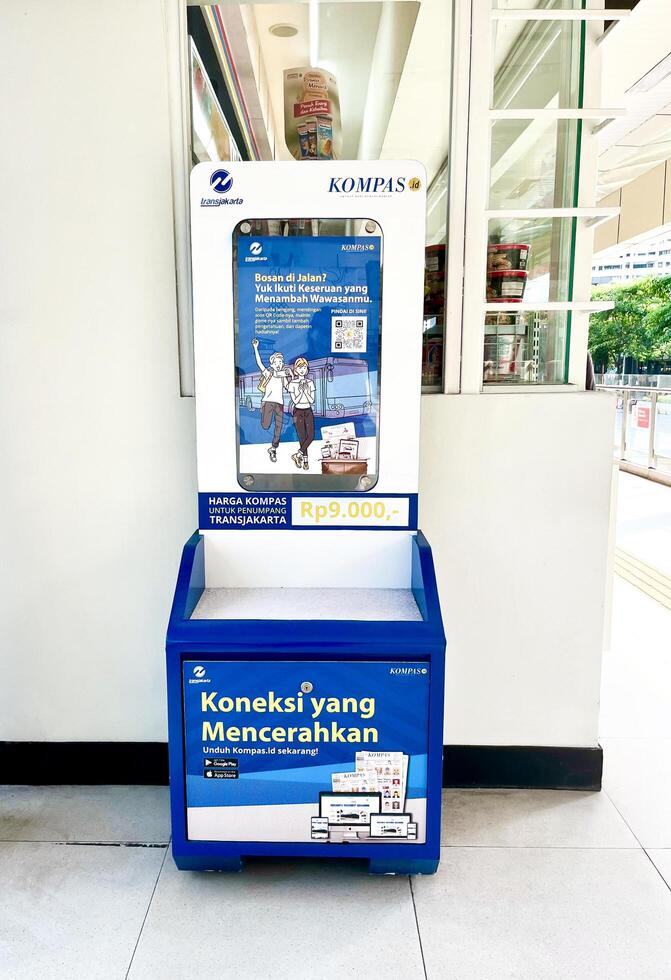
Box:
[602, 738, 671, 848]
[413, 847, 671, 980]
[0, 841, 165, 980]
[442, 788, 638, 848]
[647, 849, 671, 890]
[0, 785, 170, 843]
[128, 857, 424, 979]
[599, 578, 671, 738]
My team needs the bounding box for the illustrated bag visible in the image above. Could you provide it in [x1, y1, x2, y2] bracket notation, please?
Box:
[257, 372, 269, 393]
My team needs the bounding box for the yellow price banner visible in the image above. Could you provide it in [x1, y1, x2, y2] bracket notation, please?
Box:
[291, 497, 410, 527]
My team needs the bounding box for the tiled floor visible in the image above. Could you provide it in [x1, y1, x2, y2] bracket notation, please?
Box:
[2, 771, 671, 980]
[3, 577, 671, 980]
[2, 482, 671, 978]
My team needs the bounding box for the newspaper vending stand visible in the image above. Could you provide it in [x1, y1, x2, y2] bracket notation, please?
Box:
[166, 162, 446, 874]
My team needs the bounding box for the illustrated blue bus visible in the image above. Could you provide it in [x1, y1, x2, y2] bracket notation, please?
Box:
[238, 356, 376, 420]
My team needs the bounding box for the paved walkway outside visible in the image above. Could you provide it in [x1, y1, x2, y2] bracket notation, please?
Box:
[617, 470, 671, 577]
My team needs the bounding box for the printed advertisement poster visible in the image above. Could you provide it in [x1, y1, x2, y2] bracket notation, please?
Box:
[283, 67, 342, 160]
[183, 661, 430, 844]
[234, 229, 382, 490]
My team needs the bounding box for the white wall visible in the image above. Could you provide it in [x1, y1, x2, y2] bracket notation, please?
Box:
[0, 0, 196, 741]
[420, 392, 615, 748]
[0, 2, 615, 752]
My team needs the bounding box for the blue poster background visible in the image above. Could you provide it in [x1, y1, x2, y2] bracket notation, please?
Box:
[183, 660, 429, 808]
[235, 235, 381, 446]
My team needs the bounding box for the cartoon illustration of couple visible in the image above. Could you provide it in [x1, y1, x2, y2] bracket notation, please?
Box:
[251, 339, 315, 469]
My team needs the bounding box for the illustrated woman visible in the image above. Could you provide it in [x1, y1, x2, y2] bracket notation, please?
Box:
[287, 357, 315, 470]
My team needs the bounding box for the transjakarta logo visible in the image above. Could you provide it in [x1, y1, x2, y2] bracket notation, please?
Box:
[329, 176, 421, 195]
[189, 665, 211, 685]
[210, 170, 233, 193]
[244, 240, 268, 264]
[201, 169, 243, 207]
[389, 666, 428, 676]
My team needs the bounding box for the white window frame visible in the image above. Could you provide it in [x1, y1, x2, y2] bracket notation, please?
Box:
[446, 0, 618, 395]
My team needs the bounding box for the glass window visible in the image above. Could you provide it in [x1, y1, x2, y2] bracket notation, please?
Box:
[189, 39, 243, 164]
[423, 162, 449, 390]
[489, 118, 579, 210]
[492, 20, 584, 110]
[493, 0, 584, 6]
[189, 0, 452, 394]
[484, 311, 568, 385]
[480, 0, 586, 387]
[486, 216, 575, 304]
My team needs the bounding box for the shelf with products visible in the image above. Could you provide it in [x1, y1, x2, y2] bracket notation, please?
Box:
[483, 310, 569, 386]
[422, 244, 446, 391]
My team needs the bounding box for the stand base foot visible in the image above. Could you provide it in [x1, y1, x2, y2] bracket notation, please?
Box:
[368, 858, 439, 876]
[173, 855, 244, 873]
[212, 858, 245, 873]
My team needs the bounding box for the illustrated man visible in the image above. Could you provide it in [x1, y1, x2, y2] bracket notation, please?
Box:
[251, 338, 290, 463]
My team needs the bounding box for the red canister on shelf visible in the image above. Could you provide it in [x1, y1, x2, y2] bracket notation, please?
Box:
[486, 269, 527, 302]
[487, 242, 529, 272]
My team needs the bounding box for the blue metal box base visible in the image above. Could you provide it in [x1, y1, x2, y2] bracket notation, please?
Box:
[166, 531, 446, 876]
[171, 852, 440, 876]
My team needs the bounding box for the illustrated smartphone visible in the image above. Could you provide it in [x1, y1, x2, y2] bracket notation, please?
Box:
[233, 218, 383, 492]
[311, 817, 329, 841]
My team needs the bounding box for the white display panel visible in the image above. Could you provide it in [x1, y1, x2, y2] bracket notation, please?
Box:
[190, 162, 426, 532]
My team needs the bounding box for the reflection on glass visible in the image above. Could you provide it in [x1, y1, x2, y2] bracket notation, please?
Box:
[422, 316, 444, 389]
[424, 164, 449, 390]
[489, 119, 579, 210]
[486, 217, 574, 303]
[190, 38, 242, 163]
[426, 162, 449, 245]
[611, 393, 671, 474]
[483, 311, 568, 385]
[423, 242, 446, 389]
[493, 0, 583, 7]
[655, 395, 671, 473]
[492, 19, 583, 109]
[196, 0, 452, 391]
[623, 398, 651, 469]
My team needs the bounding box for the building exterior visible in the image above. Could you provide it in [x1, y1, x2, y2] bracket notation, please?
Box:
[593, 229, 671, 285]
